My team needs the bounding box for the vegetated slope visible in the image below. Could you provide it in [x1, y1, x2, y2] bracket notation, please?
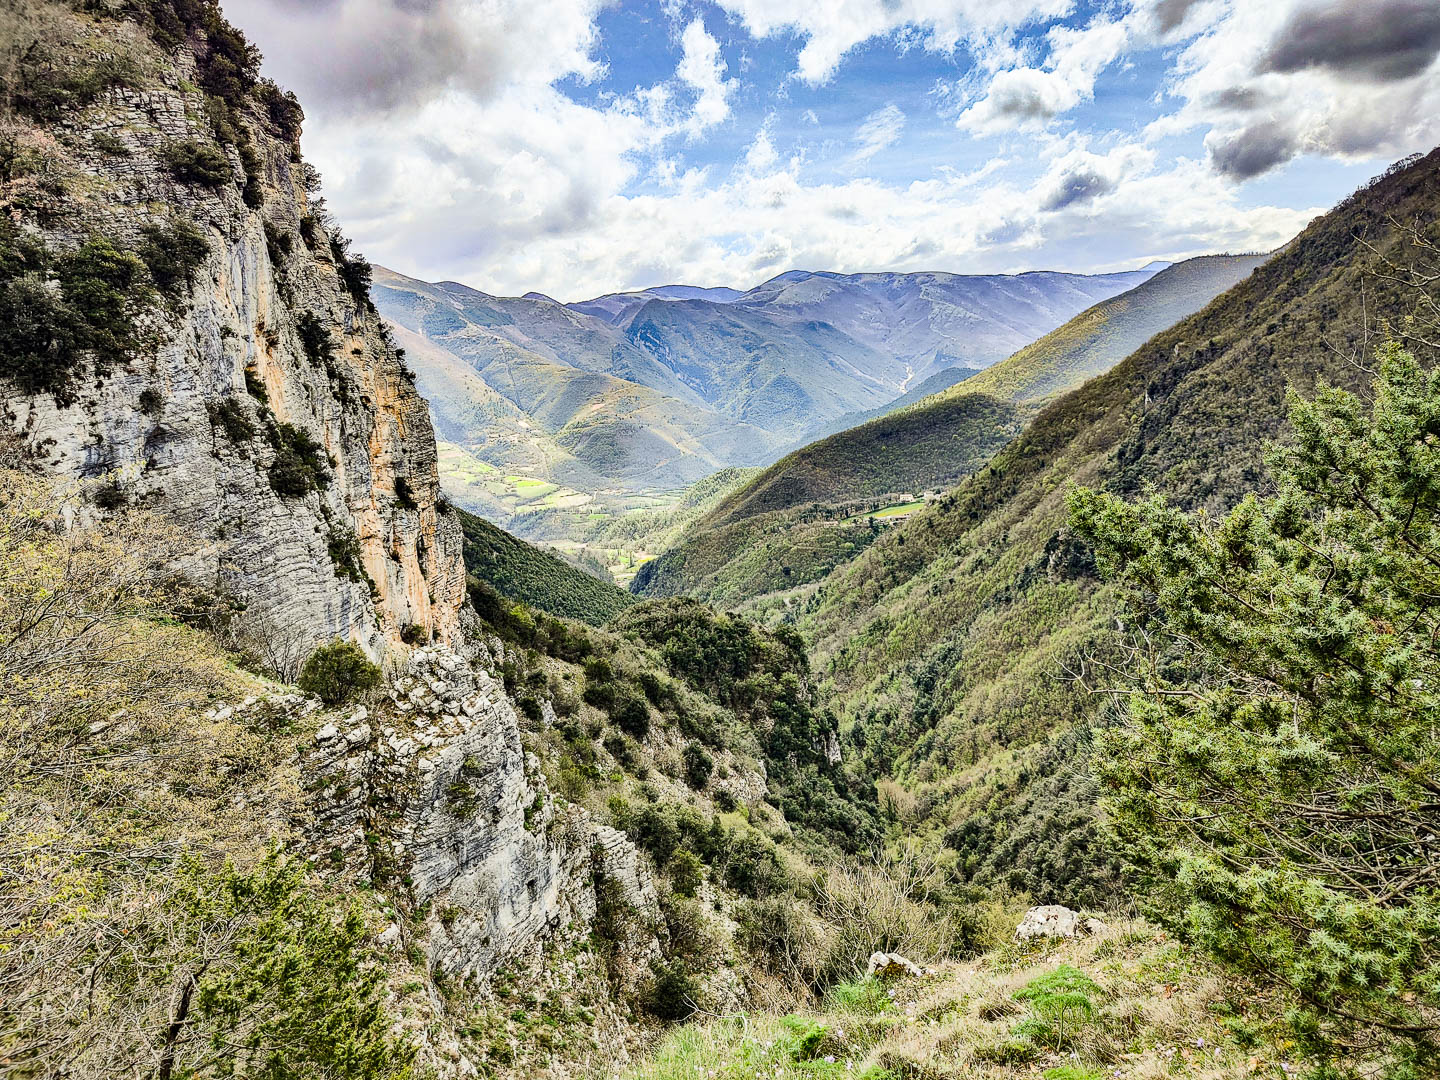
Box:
[956, 252, 1270, 403]
[632, 394, 1023, 603]
[624, 918, 1281, 1080]
[457, 507, 636, 625]
[630, 255, 1254, 605]
[799, 148, 1440, 907]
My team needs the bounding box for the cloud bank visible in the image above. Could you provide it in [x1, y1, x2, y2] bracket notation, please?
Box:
[221, 0, 1440, 299]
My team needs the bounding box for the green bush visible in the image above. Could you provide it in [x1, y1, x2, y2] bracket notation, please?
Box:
[297, 640, 380, 705]
[1070, 342, 1440, 1072]
[139, 219, 210, 298]
[638, 958, 698, 1022]
[0, 226, 155, 399]
[266, 422, 330, 498]
[611, 688, 650, 739]
[681, 743, 713, 789]
[208, 397, 256, 446]
[669, 849, 703, 898]
[161, 139, 233, 187]
[1012, 965, 1100, 1050]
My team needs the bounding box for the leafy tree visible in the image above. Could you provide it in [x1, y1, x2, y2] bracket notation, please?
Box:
[298, 640, 380, 705]
[1069, 342, 1440, 1075]
[158, 853, 413, 1080]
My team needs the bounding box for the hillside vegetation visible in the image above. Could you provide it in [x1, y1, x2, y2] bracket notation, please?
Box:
[634, 254, 1261, 606]
[457, 507, 637, 625]
[800, 149, 1440, 910]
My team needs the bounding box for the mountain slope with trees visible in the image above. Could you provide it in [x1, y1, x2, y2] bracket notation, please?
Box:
[634, 253, 1268, 606]
[799, 149, 1440, 909]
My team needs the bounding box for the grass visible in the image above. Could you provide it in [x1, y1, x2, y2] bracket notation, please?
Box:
[616, 920, 1292, 1080]
[842, 501, 927, 525]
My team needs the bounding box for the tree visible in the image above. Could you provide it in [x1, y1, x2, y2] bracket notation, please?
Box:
[1068, 342, 1440, 1077]
[297, 640, 381, 705]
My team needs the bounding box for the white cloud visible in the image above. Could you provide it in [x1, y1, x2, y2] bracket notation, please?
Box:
[675, 19, 737, 138]
[850, 104, 906, 164]
[220, 0, 1440, 301]
[708, 0, 1073, 85]
[957, 16, 1131, 133]
[1143, 0, 1440, 178]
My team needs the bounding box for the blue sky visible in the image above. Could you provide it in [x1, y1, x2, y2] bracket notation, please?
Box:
[224, 0, 1440, 300]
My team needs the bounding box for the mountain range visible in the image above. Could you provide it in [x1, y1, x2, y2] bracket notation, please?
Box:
[633, 250, 1270, 603]
[371, 263, 1159, 531]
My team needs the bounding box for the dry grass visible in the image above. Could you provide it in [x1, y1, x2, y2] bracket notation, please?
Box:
[616, 919, 1298, 1080]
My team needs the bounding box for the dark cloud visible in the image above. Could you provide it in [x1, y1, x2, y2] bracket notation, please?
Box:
[1208, 86, 1264, 111]
[1259, 0, 1440, 82]
[1208, 120, 1299, 181]
[1042, 167, 1117, 210]
[224, 0, 506, 115]
[1152, 0, 1206, 34]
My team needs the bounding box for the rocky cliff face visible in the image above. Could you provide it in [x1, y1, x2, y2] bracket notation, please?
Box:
[301, 643, 665, 1077]
[0, 3, 464, 656]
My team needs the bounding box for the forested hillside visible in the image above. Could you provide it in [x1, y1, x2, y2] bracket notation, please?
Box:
[800, 149, 1440, 905]
[635, 253, 1265, 606]
[457, 507, 637, 625]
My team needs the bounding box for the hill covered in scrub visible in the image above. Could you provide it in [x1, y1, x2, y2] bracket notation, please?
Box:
[798, 148, 1440, 908]
[457, 506, 637, 625]
[633, 253, 1266, 606]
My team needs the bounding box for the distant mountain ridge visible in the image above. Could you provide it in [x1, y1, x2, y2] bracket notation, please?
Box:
[632, 251, 1270, 603]
[372, 262, 1162, 533]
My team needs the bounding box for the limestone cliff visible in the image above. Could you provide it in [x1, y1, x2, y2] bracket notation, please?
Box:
[0, 1, 464, 655]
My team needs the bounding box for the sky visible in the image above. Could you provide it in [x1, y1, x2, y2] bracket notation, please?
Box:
[221, 0, 1440, 302]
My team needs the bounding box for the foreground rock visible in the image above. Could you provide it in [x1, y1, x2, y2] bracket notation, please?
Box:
[867, 952, 927, 979]
[1014, 904, 1107, 941]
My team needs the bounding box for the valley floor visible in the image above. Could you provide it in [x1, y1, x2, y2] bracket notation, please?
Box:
[619, 919, 1287, 1080]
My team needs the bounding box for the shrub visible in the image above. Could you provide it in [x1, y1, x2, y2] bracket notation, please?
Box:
[208, 397, 256, 446]
[266, 422, 330, 498]
[669, 849, 703, 898]
[638, 958, 698, 1023]
[138, 388, 163, 416]
[139, 219, 210, 297]
[829, 976, 892, 1015]
[325, 526, 367, 584]
[1012, 965, 1100, 1050]
[735, 895, 820, 988]
[160, 139, 232, 187]
[297, 640, 380, 705]
[681, 743, 713, 789]
[399, 623, 427, 646]
[263, 221, 292, 268]
[295, 312, 336, 368]
[394, 476, 417, 511]
[611, 688, 650, 740]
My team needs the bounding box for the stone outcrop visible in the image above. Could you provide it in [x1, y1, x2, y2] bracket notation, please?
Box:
[0, 10, 464, 657]
[867, 952, 927, 980]
[304, 645, 660, 984]
[1014, 904, 1107, 941]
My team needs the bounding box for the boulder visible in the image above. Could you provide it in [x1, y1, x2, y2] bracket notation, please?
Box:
[1015, 904, 1085, 941]
[867, 951, 926, 979]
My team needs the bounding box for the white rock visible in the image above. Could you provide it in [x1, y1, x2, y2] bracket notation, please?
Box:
[377, 923, 402, 948]
[315, 723, 339, 742]
[345, 723, 371, 745]
[1015, 904, 1084, 941]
